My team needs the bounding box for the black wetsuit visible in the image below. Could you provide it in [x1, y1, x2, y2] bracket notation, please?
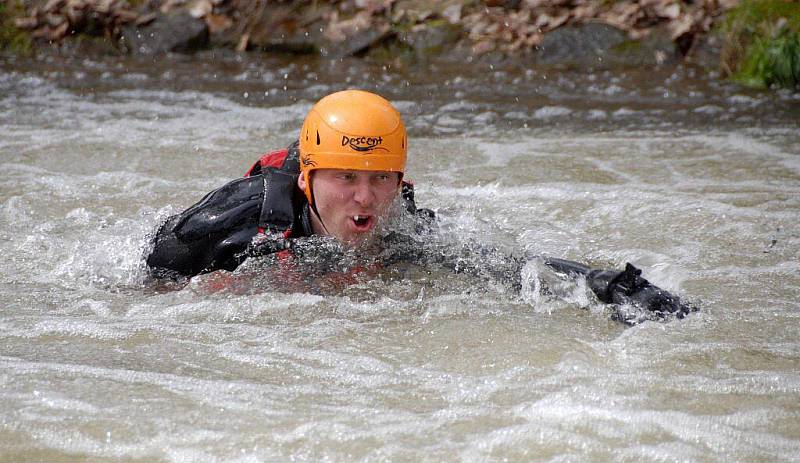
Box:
[146, 142, 306, 279]
[146, 142, 696, 324]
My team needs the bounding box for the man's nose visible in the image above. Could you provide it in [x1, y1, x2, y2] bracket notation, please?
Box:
[352, 180, 375, 206]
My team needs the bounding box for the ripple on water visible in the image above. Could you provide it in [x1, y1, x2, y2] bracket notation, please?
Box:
[533, 106, 572, 119]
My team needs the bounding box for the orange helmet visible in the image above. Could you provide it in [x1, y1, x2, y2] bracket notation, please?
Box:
[298, 89, 407, 204]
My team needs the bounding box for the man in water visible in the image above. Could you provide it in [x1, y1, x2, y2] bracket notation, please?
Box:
[146, 89, 694, 324]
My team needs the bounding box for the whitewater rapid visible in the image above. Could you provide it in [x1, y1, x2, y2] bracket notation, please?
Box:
[2, 55, 799, 461]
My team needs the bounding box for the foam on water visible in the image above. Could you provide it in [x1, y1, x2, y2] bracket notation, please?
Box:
[1, 84, 309, 156]
[2, 61, 800, 461]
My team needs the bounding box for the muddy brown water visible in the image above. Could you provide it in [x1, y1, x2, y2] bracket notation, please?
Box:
[2, 51, 799, 461]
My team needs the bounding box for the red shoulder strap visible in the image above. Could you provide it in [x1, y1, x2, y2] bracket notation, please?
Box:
[244, 148, 289, 177]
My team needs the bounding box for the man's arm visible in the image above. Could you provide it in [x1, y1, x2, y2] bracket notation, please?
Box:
[379, 232, 696, 325]
[543, 257, 697, 324]
[146, 176, 264, 279]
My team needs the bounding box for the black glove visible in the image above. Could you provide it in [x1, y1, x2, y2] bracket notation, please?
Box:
[245, 232, 291, 257]
[587, 263, 697, 324]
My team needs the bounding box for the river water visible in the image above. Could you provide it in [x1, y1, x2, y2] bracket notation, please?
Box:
[1, 51, 799, 462]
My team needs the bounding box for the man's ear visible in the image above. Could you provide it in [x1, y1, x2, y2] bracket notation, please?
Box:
[297, 172, 307, 190]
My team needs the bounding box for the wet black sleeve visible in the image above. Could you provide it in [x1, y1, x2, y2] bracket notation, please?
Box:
[146, 176, 264, 279]
[543, 258, 697, 324]
[380, 229, 695, 325]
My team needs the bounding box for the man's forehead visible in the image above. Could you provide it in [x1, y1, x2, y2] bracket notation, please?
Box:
[314, 168, 400, 176]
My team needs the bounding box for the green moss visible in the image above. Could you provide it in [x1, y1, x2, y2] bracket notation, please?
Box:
[0, 0, 32, 54]
[391, 20, 416, 34]
[720, 0, 800, 89]
[422, 18, 448, 29]
[367, 39, 416, 63]
[611, 39, 643, 53]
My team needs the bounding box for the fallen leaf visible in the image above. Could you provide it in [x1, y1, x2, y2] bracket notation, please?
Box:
[95, 0, 113, 14]
[205, 13, 233, 33]
[134, 12, 157, 26]
[525, 31, 542, 46]
[46, 13, 66, 27]
[66, 0, 86, 10]
[661, 3, 681, 19]
[524, 0, 549, 8]
[236, 31, 249, 52]
[43, 0, 65, 13]
[472, 39, 495, 54]
[189, 0, 212, 18]
[548, 12, 568, 29]
[442, 3, 462, 24]
[32, 26, 50, 38]
[48, 20, 70, 39]
[13, 17, 39, 29]
[669, 14, 693, 39]
[572, 4, 597, 21]
[65, 4, 85, 24]
[114, 9, 138, 22]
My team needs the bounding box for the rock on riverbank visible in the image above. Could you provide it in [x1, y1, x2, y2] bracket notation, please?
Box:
[10, 0, 737, 69]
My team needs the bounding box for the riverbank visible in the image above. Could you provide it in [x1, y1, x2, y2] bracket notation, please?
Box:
[4, 1, 730, 65]
[3, 0, 798, 89]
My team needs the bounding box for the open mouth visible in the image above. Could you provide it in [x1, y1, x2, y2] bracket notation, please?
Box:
[351, 214, 373, 231]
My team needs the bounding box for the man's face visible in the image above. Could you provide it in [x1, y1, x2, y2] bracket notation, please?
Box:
[298, 169, 401, 245]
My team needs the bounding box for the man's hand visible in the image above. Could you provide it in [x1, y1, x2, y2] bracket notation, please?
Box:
[246, 232, 290, 257]
[587, 263, 697, 324]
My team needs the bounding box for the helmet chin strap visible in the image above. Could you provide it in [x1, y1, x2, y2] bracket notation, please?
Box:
[308, 184, 331, 236]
